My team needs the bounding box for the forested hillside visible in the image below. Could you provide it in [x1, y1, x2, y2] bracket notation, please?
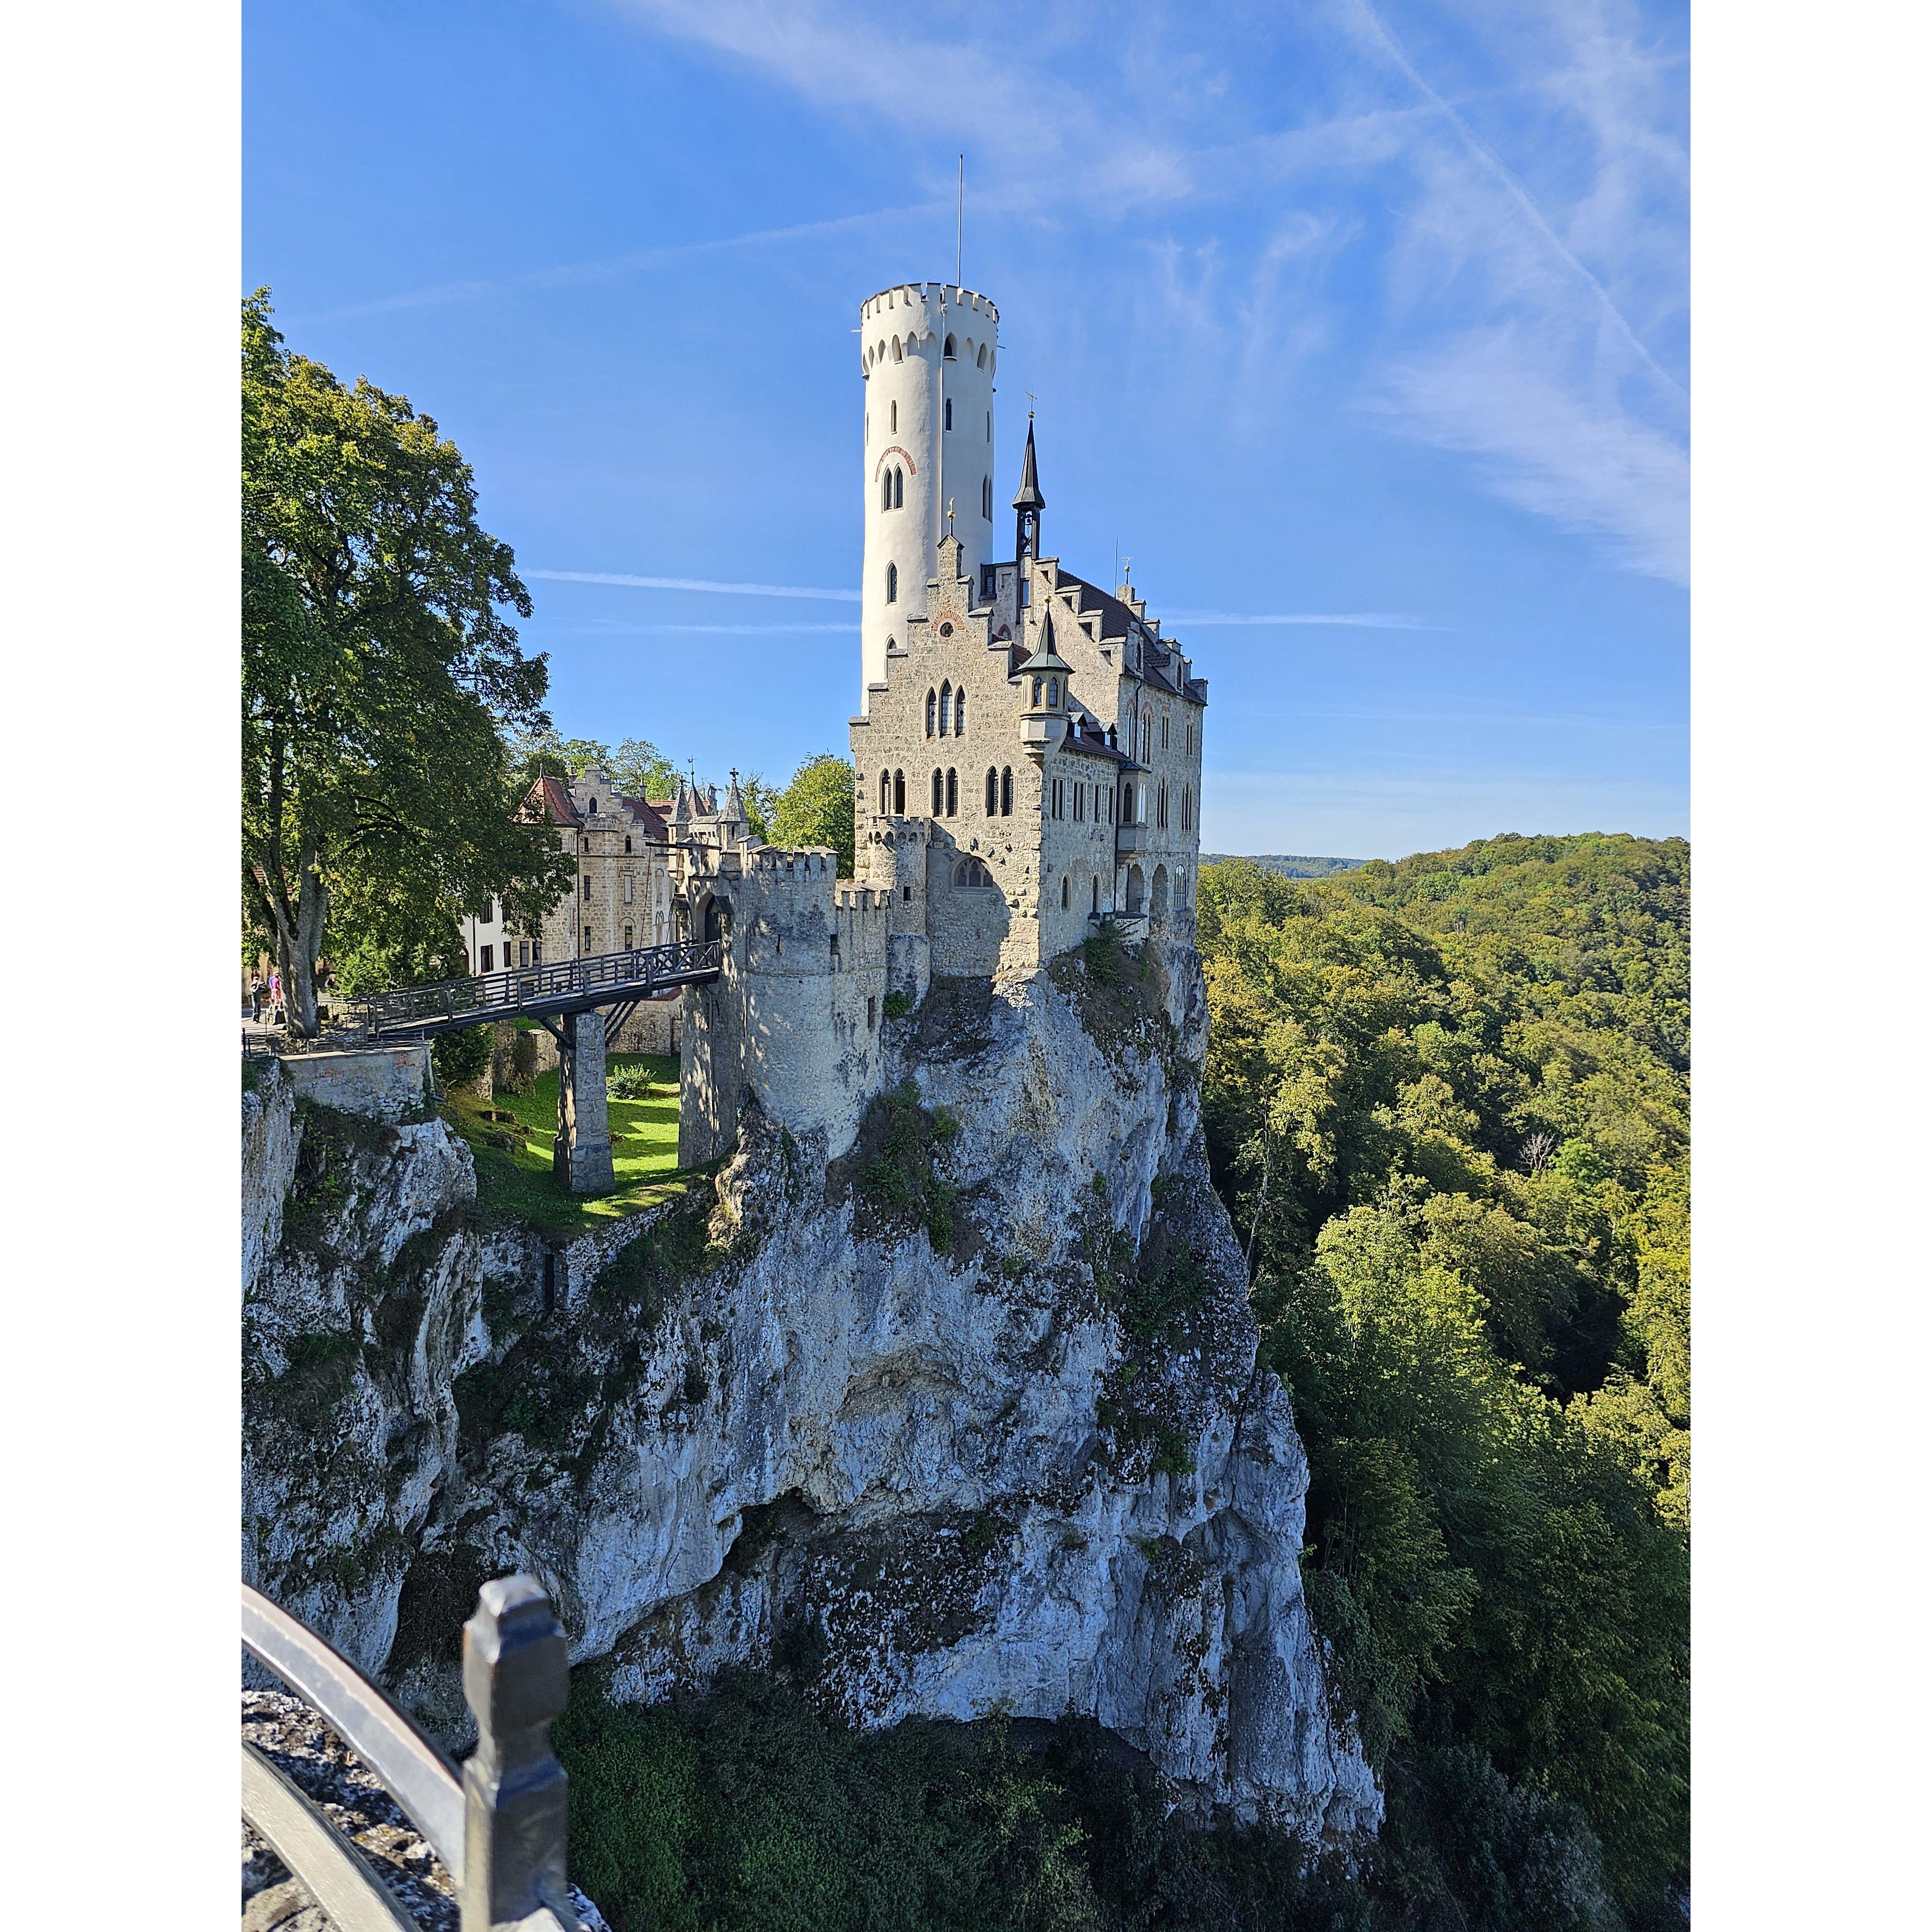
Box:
[1198, 834, 1689, 1925]
[551, 834, 1690, 1932]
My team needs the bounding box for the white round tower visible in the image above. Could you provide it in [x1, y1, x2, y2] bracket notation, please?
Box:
[857, 283, 998, 711]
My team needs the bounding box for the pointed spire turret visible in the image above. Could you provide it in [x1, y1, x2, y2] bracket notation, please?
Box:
[1012, 412, 1044, 565]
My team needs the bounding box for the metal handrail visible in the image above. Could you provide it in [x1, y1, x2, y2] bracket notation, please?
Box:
[242, 1583, 467, 1880]
[243, 1577, 587, 1932]
[242, 1742, 420, 1932]
[348, 938, 723, 1038]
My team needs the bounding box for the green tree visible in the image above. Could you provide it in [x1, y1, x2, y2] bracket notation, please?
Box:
[242, 292, 573, 1033]
[1196, 838, 1690, 1918]
[769, 753, 856, 877]
[736, 771, 779, 844]
[506, 731, 687, 812]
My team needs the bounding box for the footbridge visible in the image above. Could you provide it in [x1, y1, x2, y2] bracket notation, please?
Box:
[347, 937, 722, 1040]
[348, 938, 723, 1195]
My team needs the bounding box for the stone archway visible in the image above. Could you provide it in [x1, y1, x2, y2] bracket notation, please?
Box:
[1151, 865, 1169, 916]
[1125, 865, 1145, 914]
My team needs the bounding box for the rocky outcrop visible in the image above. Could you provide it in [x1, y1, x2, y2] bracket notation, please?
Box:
[242, 935, 1380, 1842]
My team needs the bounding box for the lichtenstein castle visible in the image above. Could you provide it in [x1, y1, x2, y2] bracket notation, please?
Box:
[679, 282, 1207, 1166]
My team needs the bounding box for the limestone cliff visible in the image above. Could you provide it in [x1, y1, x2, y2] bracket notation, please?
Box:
[242, 933, 1379, 1841]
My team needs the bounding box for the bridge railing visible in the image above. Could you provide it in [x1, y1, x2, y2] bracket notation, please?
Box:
[348, 937, 723, 1037]
[242, 1576, 587, 1931]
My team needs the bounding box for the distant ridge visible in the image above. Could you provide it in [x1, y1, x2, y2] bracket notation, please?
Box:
[1201, 853, 1369, 879]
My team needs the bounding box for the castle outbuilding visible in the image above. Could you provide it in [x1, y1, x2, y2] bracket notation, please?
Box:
[679, 282, 1207, 1165]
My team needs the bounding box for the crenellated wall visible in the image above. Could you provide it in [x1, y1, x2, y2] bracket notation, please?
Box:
[679, 848, 893, 1166]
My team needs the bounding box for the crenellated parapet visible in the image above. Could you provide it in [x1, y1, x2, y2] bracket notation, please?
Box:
[678, 844, 896, 1167]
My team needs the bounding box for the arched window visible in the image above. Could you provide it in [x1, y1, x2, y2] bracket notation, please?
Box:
[1001, 766, 1013, 815]
[1047, 677, 1059, 708]
[953, 857, 993, 888]
[624, 835, 632, 852]
[954, 689, 966, 737]
[887, 563, 898, 604]
[894, 467, 905, 509]
[588, 798, 597, 813]
[985, 766, 998, 814]
[944, 333, 956, 360]
[946, 768, 958, 815]
[891, 399, 898, 432]
[1061, 875, 1070, 909]
[881, 771, 891, 814]
[925, 688, 937, 736]
[977, 344, 988, 369]
[1142, 710, 1153, 756]
[894, 769, 905, 814]
[1162, 714, 1170, 749]
[931, 769, 944, 815]
[1032, 676, 1043, 706]
[939, 682, 952, 735]
[892, 337, 903, 363]
[882, 471, 892, 512]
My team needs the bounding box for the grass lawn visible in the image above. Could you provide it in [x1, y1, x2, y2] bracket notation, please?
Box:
[442, 1052, 700, 1240]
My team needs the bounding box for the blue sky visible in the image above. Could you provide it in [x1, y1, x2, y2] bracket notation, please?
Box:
[244, 0, 1687, 859]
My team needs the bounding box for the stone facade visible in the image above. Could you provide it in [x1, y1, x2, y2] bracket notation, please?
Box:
[676, 286, 1208, 1165]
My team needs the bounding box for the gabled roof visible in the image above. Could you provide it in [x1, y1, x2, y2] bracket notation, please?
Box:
[1041, 567, 1203, 703]
[623, 796, 669, 841]
[1065, 728, 1136, 767]
[526, 774, 581, 826]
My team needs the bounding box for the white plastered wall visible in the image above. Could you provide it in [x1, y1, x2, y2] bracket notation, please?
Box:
[858, 284, 998, 711]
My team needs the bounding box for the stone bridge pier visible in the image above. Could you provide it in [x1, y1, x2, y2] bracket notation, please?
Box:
[553, 1010, 615, 1194]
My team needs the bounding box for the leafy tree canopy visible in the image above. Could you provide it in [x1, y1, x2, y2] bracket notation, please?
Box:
[504, 730, 684, 807]
[769, 753, 857, 878]
[1198, 834, 1690, 1920]
[242, 292, 572, 1029]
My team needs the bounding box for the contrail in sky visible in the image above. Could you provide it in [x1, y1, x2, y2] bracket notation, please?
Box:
[534, 572, 1431, 628]
[530, 569, 862, 602]
[288, 201, 947, 326]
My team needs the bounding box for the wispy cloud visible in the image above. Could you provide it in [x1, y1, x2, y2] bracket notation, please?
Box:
[1378, 326, 1689, 583]
[529, 569, 861, 601]
[1341, 0, 1685, 404]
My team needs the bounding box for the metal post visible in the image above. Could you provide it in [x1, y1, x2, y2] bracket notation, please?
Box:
[459, 1577, 571, 1932]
